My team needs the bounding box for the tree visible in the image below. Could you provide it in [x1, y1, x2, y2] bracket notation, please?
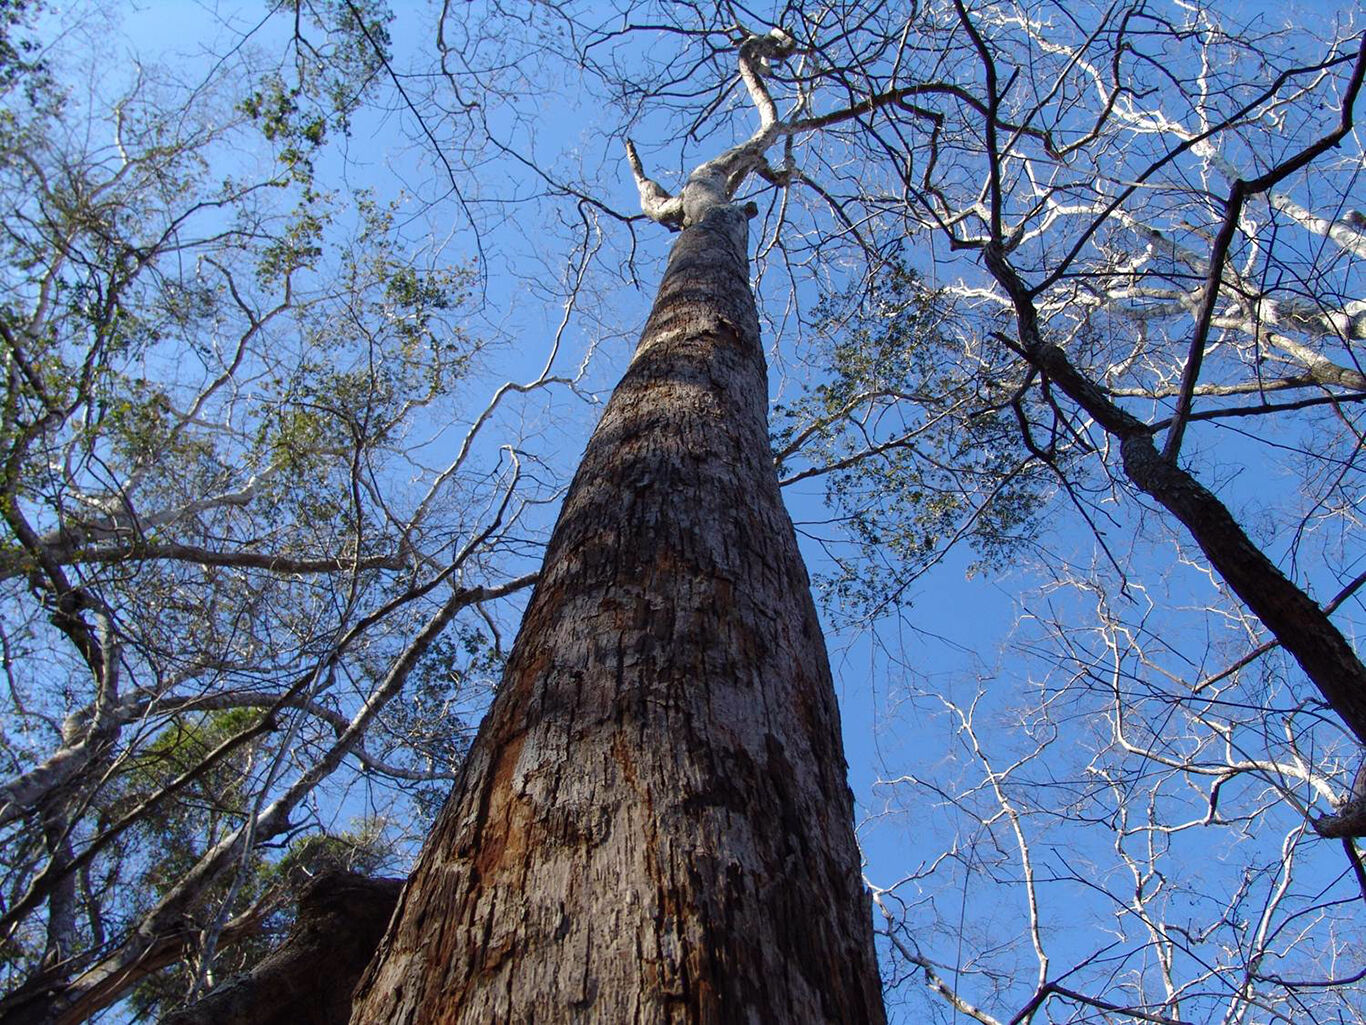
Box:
[346, 2, 1366, 1022]
[0, 4, 547, 1021]
[350, 25, 886, 1025]
[160, 870, 403, 1025]
[741, 3, 1366, 1020]
[5, 2, 1366, 1023]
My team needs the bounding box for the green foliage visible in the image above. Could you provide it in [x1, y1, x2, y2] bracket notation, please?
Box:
[0, 0, 49, 107]
[774, 260, 1051, 613]
[275, 818, 393, 886]
[255, 200, 330, 281]
[236, 0, 393, 180]
[118, 710, 263, 882]
[0, 3, 497, 1017]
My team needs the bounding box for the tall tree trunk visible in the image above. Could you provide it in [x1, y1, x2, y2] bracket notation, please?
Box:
[350, 204, 886, 1023]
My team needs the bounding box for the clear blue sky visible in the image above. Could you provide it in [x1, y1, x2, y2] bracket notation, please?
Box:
[68, 3, 1366, 1021]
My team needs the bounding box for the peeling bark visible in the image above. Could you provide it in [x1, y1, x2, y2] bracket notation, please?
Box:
[350, 205, 886, 1024]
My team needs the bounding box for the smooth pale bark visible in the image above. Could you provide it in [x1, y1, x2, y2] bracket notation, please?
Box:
[350, 205, 886, 1024]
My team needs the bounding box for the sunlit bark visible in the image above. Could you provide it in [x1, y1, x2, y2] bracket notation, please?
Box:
[351, 202, 885, 1024]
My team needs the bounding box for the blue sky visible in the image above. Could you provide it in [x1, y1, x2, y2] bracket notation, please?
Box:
[43, 2, 1366, 1021]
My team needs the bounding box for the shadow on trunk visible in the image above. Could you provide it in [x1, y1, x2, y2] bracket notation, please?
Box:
[160, 872, 402, 1025]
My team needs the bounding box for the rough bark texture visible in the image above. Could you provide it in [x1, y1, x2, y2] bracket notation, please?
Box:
[350, 205, 886, 1024]
[160, 872, 402, 1025]
[1316, 797, 1366, 838]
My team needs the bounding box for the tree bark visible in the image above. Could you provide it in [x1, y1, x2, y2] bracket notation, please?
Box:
[350, 204, 886, 1024]
[160, 872, 402, 1025]
[985, 243, 1366, 747]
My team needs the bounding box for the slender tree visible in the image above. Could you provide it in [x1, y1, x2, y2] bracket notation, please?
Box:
[0, 6, 541, 1021]
[351, 26, 886, 1025]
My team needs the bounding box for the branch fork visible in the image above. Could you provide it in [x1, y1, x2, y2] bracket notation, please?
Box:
[626, 26, 797, 230]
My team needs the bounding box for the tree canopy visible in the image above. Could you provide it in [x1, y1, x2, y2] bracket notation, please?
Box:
[1, 1, 1364, 1023]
